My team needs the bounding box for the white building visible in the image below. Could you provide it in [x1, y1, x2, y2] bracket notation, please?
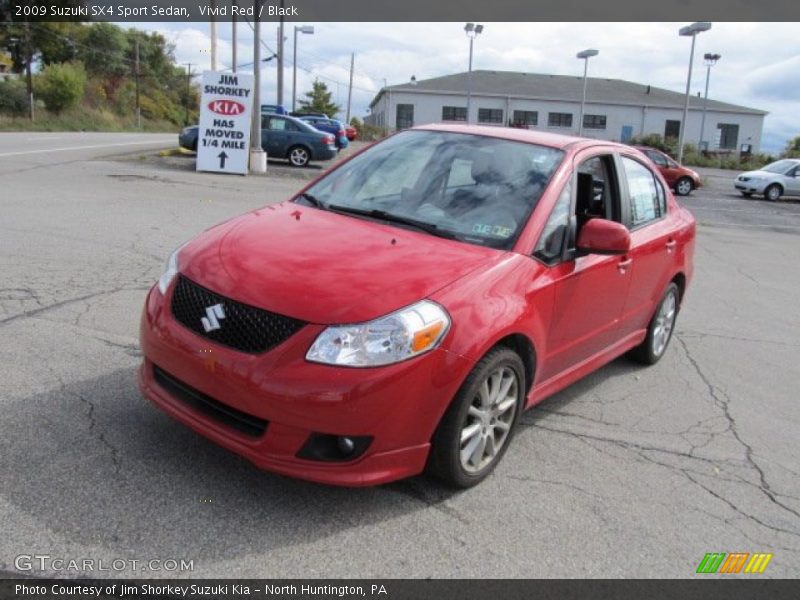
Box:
[366, 70, 767, 153]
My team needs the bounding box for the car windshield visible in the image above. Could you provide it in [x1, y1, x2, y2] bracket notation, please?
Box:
[299, 130, 564, 250]
[762, 160, 797, 174]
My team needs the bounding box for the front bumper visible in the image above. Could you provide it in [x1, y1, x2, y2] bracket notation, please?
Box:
[735, 180, 767, 194]
[138, 284, 472, 486]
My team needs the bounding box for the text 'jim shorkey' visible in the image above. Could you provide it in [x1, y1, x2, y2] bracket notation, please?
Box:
[696, 552, 773, 574]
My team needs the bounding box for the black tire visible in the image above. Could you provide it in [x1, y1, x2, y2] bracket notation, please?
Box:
[287, 145, 311, 167]
[764, 184, 782, 202]
[628, 282, 680, 365]
[740, 191, 752, 198]
[674, 177, 693, 196]
[428, 346, 526, 488]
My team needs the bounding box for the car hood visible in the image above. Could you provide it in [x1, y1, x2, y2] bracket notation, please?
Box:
[179, 202, 501, 324]
[740, 170, 776, 179]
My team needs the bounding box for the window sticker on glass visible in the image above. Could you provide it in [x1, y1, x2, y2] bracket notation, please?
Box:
[472, 224, 514, 238]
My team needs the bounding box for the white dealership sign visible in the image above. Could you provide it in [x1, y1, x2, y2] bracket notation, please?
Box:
[196, 70, 254, 175]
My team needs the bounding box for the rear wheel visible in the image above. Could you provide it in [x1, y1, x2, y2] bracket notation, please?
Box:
[428, 347, 525, 488]
[628, 282, 680, 365]
[765, 184, 782, 202]
[675, 177, 693, 196]
[288, 145, 311, 167]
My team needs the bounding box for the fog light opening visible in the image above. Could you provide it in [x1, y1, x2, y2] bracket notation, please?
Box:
[296, 433, 373, 462]
[337, 436, 355, 456]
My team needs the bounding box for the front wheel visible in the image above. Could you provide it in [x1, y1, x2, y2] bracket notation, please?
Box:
[764, 184, 782, 202]
[675, 177, 693, 196]
[629, 282, 680, 365]
[287, 146, 311, 167]
[428, 347, 525, 488]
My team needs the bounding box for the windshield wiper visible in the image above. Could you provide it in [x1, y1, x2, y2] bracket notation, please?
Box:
[297, 192, 327, 209]
[327, 204, 461, 241]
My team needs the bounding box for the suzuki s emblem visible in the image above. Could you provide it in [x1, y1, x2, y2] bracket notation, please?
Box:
[201, 303, 226, 332]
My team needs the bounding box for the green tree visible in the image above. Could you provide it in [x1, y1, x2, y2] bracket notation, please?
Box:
[781, 135, 800, 158]
[297, 80, 341, 117]
[35, 61, 87, 113]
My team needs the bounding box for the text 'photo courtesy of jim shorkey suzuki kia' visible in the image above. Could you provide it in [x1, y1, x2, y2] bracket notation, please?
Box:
[138, 124, 695, 488]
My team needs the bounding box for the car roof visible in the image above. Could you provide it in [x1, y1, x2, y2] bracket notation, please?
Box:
[413, 123, 629, 152]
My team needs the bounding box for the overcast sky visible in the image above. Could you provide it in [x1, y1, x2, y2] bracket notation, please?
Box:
[130, 21, 798, 153]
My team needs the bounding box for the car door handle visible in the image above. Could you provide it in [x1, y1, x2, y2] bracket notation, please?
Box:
[666, 239, 677, 252]
[618, 257, 633, 273]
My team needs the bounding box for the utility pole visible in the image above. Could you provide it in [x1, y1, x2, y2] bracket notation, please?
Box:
[346, 52, 354, 124]
[183, 63, 194, 126]
[134, 37, 141, 128]
[25, 21, 33, 121]
[249, 0, 267, 173]
[276, 0, 284, 106]
[210, 0, 217, 70]
[231, 0, 237, 72]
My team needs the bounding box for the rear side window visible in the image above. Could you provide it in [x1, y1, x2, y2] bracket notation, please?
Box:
[621, 156, 664, 228]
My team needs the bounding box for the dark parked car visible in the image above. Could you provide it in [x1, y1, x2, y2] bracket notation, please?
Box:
[178, 114, 337, 167]
[297, 115, 349, 149]
[633, 146, 701, 196]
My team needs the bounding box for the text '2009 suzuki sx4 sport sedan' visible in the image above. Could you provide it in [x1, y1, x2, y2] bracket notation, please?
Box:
[139, 124, 695, 488]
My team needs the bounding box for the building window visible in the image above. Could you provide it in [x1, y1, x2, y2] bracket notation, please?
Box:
[512, 110, 538, 127]
[478, 108, 504, 124]
[396, 104, 414, 130]
[664, 120, 681, 139]
[442, 106, 467, 122]
[548, 112, 573, 128]
[718, 123, 739, 150]
[583, 114, 607, 130]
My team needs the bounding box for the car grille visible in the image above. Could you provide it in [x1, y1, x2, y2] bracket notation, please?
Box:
[153, 365, 268, 437]
[171, 275, 306, 354]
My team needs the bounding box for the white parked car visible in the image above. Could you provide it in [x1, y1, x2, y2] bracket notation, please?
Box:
[734, 158, 800, 201]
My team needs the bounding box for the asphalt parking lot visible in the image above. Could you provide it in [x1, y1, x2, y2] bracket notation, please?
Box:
[1, 132, 798, 578]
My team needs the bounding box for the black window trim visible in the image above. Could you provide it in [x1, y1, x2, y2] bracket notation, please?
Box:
[530, 151, 624, 267]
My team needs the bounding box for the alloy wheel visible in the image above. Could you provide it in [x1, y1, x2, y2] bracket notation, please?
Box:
[459, 366, 519, 474]
[289, 147, 309, 167]
[652, 290, 677, 357]
[676, 178, 692, 196]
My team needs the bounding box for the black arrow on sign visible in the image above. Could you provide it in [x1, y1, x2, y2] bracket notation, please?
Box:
[217, 151, 228, 169]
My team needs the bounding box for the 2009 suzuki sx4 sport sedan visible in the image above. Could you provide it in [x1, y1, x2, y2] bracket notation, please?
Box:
[139, 124, 695, 488]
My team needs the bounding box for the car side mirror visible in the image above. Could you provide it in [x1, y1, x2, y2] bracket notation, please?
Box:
[576, 219, 631, 255]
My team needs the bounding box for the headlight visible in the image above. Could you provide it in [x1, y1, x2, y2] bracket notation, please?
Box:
[306, 300, 451, 367]
[157, 245, 184, 294]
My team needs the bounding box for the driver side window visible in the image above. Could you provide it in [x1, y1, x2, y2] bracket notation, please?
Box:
[533, 154, 621, 265]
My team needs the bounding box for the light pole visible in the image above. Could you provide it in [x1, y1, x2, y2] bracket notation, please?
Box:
[699, 52, 720, 152]
[249, 0, 267, 174]
[464, 23, 483, 124]
[576, 49, 598, 136]
[677, 21, 712, 163]
[292, 25, 314, 113]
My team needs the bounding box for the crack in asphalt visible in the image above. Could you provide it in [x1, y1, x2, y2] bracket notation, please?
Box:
[675, 336, 800, 521]
[0, 286, 150, 327]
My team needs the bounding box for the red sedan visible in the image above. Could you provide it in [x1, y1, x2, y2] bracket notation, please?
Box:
[139, 124, 695, 488]
[344, 122, 358, 141]
[634, 146, 702, 196]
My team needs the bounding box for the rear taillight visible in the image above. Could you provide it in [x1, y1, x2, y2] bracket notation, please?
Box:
[338, 129, 345, 136]
[325, 135, 335, 145]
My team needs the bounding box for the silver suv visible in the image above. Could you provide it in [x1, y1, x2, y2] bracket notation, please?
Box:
[735, 158, 800, 201]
